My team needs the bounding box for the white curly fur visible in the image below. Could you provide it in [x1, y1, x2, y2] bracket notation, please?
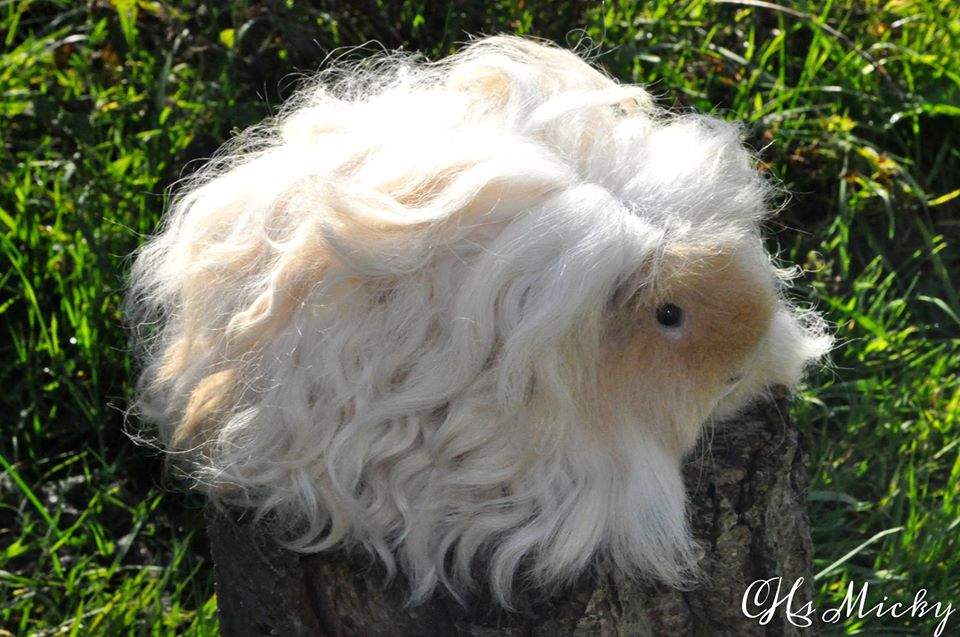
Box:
[126, 36, 831, 605]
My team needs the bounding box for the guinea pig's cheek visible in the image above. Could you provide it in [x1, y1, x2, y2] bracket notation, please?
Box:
[668, 332, 727, 394]
[704, 320, 778, 418]
[707, 307, 773, 380]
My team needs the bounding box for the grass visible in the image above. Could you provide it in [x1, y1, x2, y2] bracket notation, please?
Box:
[1, 1, 957, 634]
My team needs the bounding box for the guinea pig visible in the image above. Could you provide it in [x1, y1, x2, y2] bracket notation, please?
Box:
[126, 35, 831, 605]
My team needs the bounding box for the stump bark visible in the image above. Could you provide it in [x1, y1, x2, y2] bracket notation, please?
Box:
[205, 391, 816, 636]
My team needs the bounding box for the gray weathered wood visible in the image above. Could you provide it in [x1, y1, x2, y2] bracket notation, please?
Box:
[206, 391, 816, 636]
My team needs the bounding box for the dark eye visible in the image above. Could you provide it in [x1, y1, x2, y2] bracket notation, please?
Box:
[655, 303, 684, 328]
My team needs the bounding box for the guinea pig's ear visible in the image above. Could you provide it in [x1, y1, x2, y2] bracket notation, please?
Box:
[607, 253, 658, 313]
[658, 242, 719, 271]
[607, 243, 700, 313]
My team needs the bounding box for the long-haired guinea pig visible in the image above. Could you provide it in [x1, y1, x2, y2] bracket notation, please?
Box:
[126, 35, 831, 605]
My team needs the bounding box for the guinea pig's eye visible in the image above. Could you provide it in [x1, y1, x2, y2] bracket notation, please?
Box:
[655, 303, 684, 328]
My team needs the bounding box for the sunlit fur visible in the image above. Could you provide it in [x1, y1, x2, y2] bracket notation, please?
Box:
[126, 36, 831, 605]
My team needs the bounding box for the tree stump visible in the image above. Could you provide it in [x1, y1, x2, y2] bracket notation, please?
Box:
[205, 390, 816, 636]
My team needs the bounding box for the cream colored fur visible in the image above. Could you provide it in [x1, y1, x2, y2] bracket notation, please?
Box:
[126, 36, 831, 605]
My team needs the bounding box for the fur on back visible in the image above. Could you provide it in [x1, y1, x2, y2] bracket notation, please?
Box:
[126, 36, 831, 604]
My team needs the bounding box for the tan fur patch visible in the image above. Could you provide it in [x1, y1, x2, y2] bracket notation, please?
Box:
[177, 368, 237, 445]
[600, 244, 777, 454]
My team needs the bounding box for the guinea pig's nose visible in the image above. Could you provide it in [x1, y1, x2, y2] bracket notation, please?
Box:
[726, 374, 744, 385]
